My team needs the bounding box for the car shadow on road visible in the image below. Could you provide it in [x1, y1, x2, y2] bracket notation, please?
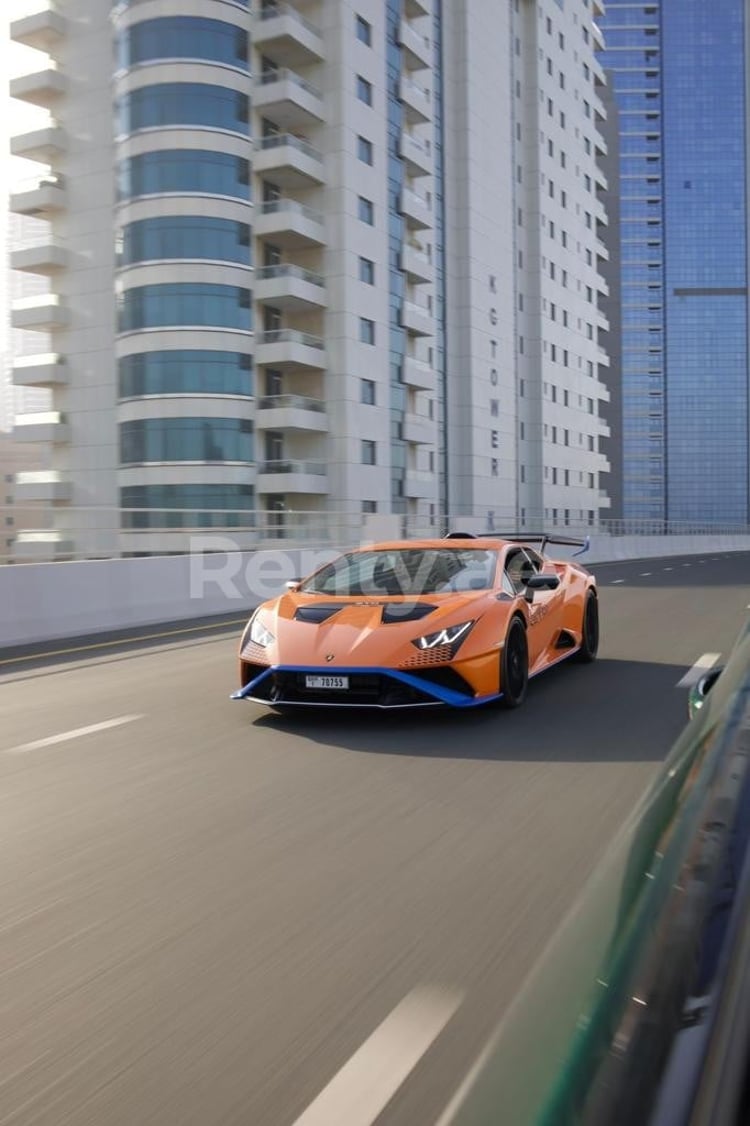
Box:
[250, 657, 690, 763]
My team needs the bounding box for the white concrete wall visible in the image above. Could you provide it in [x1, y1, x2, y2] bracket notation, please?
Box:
[2, 535, 750, 648]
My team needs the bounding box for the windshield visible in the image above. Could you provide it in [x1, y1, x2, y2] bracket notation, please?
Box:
[299, 548, 499, 597]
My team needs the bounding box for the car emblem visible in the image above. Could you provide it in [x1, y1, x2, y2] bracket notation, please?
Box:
[325, 654, 335, 662]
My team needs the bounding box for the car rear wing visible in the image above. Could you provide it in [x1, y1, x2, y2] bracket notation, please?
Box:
[444, 531, 591, 557]
[502, 533, 591, 557]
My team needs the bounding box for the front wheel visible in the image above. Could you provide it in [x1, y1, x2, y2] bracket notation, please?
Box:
[500, 617, 529, 708]
[576, 591, 599, 663]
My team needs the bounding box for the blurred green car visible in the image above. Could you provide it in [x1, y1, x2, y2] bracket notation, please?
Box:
[445, 616, 750, 1126]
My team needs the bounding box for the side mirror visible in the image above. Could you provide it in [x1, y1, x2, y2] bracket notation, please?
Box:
[688, 666, 723, 719]
[285, 579, 302, 591]
[524, 573, 560, 603]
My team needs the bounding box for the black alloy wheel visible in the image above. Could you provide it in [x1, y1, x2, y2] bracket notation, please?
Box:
[576, 590, 599, 663]
[501, 617, 529, 709]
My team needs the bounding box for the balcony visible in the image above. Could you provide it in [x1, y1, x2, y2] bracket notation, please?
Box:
[255, 264, 326, 311]
[400, 76, 431, 124]
[400, 187, 432, 230]
[15, 471, 72, 503]
[401, 300, 433, 337]
[596, 274, 610, 298]
[404, 470, 436, 499]
[255, 68, 324, 128]
[10, 174, 66, 217]
[256, 198, 325, 247]
[10, 3, 66, 52]
[256, 460, 328, 495]
[596, 238, 610, 261]
[13, 411, 70, 444]
[595, 165, 609, 192]
[12, 353, 67, 387]
[401, 242, 431, 284]
[253, 3, 324, 65]
[592, 20, 605, 50]
[11, 532, 74, 561]
[10, 65, 67, 108]
[11, 295, 70, 332]
[399, 131, 432, 177]
[399, 20, 431, 69]
[255, 134, 324, 187]
[402, 356, 436, 392]
[403, 414, 433, 445]
[255, 329, 326, 370]
[405, 0, 430, 16]
[11, 240, 68, 276]
[11, 124, 66, 164]
[597, 347, 611, 368]
[256, 395, 328, 432]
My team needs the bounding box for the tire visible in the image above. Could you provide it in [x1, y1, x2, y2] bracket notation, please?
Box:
[576, 590, 599, 663]
[500, 617, 529, 709]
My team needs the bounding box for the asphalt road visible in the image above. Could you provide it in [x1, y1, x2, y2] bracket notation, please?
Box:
[0, 551, 748, 1126]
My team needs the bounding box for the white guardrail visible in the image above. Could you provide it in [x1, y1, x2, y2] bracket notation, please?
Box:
[1, 512, 750, 647]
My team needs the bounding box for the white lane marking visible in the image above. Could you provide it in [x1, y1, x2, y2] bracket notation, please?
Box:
[663, 567, 673, 571]
[683, 563, 691, 567]
[640, 572, 652, 576]
[292, 986, 463, 1126]
[611, 579, 625, 584]
[676, 653, 722, 689]
[4, 715, 144, 755]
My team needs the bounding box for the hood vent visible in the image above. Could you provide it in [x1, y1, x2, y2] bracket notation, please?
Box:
[293, 602, 437, 625]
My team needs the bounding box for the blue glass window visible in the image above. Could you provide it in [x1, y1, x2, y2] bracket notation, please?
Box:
[358, 195, 374, 224]
[119, 217, 252, 266]
[117, 17, 248, 70]
[116, 84, 250, 134]
[120, 417, 254, 463]
[121, 483, 254, 528]
[118, 351, 252, 398]
[117, 151, 250, 201]
[117, 284, 253, 331]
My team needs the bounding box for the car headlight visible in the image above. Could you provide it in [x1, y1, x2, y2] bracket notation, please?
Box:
[413, 620, 474, 651]
[249, 615, 275, 648]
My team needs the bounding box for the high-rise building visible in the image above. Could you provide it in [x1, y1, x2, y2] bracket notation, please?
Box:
[599, 0, 750, 525]
[7, 0, 611, 559]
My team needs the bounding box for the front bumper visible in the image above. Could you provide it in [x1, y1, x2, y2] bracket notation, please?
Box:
[231, 664, 498, 709]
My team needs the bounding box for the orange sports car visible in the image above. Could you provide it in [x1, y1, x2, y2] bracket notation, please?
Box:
[231, 533, 598, 710]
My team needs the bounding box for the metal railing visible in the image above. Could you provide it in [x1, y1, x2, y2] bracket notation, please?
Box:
[256, 328, 324, 349]
[257, 394, 325, 412]
[259, 198, 323, 224]
[256, 264, 325, 287]
[258, 133, 322, 162]
[257, 460, 327, 475]
[3, 506, 750, 564]
[257, 1, 321, 35]
[259, 67, 322, 100]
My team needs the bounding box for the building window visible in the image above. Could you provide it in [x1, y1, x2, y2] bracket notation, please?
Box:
[361, 378, 376, 404]
[119, 350, 252, 398]
[117, 150, 251, 202]
[355, 14, 372, 45]
[119, 417, 254, 464]
[116, 17, 249, 71]
[118, 216, 252, 266]
[357, 135, 373, 165]
[121, 483, 254, 528]
[361, 439, 376, 465]
[359, 317, 375, 344]
[358, 196, 374, 224]
[362, 500, 377, 513]
[356, 75, 373, 106]
[116, 83, 250, 135]
[117, 283, 252, 332]
[359, 256, 375, 285]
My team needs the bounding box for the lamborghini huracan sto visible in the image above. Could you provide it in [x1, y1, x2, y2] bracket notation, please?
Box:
[231, 533, 598, 710]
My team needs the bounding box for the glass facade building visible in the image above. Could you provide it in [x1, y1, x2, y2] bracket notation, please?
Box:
[599, 0, 750, 524]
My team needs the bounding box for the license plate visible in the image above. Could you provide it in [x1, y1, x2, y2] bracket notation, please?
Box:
[305, 675, 349, 690]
